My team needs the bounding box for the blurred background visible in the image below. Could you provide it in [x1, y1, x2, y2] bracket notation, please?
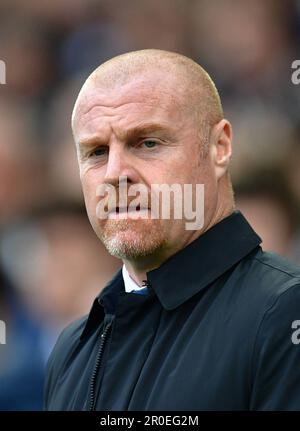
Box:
[0, 0, 300, 410]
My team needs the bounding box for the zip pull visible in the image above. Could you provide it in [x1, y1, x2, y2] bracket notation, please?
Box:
[100, 315, 114, 338]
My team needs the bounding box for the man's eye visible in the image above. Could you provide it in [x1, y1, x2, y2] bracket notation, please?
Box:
[89, 147, 107, 157]
[141, 140, 158, 149]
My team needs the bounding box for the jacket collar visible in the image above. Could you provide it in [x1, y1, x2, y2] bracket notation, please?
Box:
[147, 210, 261, 310]
[80, 210, 261, 339]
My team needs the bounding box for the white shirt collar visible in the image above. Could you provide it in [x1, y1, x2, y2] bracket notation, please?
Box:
[122, 264, 146, 293]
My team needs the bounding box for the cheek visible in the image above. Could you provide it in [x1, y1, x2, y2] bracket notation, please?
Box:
[81, 175, 100, 215]
[150, 156, 191, 184]
[164, 146, 205, 183]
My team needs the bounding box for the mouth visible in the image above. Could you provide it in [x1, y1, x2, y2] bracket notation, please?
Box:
[115, 204, 143, 213]
[108, 204, 150, 219]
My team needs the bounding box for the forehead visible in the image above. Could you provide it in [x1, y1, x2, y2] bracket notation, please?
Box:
[73, 72, 188, 140]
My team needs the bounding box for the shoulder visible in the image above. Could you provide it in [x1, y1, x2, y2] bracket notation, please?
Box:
[253, 249, 300, 280]
[232, 249, 300, 409]
[229, 248, 300, 347]
[43, 314, 88, 410]
[247, 253, 300, 409]
[242, 248, 300, 305]
[251, 249, 300, 320]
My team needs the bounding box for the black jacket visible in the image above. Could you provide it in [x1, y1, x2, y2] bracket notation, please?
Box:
[44, 211, 300, 410]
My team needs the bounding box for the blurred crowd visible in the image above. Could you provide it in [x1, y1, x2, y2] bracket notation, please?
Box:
[0, 0, 300, 410]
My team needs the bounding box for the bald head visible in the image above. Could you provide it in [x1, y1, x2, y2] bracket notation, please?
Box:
[72, 49, 223, 149]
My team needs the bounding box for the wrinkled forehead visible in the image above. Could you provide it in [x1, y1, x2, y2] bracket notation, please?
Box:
[72, 71, 189, 133]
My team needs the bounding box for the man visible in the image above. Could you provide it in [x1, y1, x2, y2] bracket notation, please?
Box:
[44, 49, 300, 410]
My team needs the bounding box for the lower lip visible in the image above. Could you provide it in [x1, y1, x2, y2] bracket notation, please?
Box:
[108, 209, 150, 220]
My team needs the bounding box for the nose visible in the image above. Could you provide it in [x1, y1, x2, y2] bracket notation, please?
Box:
[103, 143, 139, 186]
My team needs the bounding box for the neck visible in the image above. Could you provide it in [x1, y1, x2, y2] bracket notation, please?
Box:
[123, 254, 165, 286]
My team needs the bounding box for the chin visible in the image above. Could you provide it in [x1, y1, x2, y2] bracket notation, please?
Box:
[97, 219, 166, 259]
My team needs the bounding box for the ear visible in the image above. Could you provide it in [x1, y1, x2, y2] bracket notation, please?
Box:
[210, 119, 232, 180]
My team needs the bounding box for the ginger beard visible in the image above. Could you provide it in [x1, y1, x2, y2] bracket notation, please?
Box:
[88, 188, 167, 258]
[96, 217, 167, 260]
[90, 187, 171, 259]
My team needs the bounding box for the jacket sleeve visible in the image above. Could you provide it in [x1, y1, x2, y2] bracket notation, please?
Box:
[250, 283, 300, 410]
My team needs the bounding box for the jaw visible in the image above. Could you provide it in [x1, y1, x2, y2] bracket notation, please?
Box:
[96, 218, 167, 260]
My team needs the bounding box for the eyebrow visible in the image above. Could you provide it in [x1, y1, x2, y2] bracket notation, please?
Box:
[77, 123, 172, 149]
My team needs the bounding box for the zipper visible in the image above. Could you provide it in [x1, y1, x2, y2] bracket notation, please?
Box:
[89, 313, 115, 411]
